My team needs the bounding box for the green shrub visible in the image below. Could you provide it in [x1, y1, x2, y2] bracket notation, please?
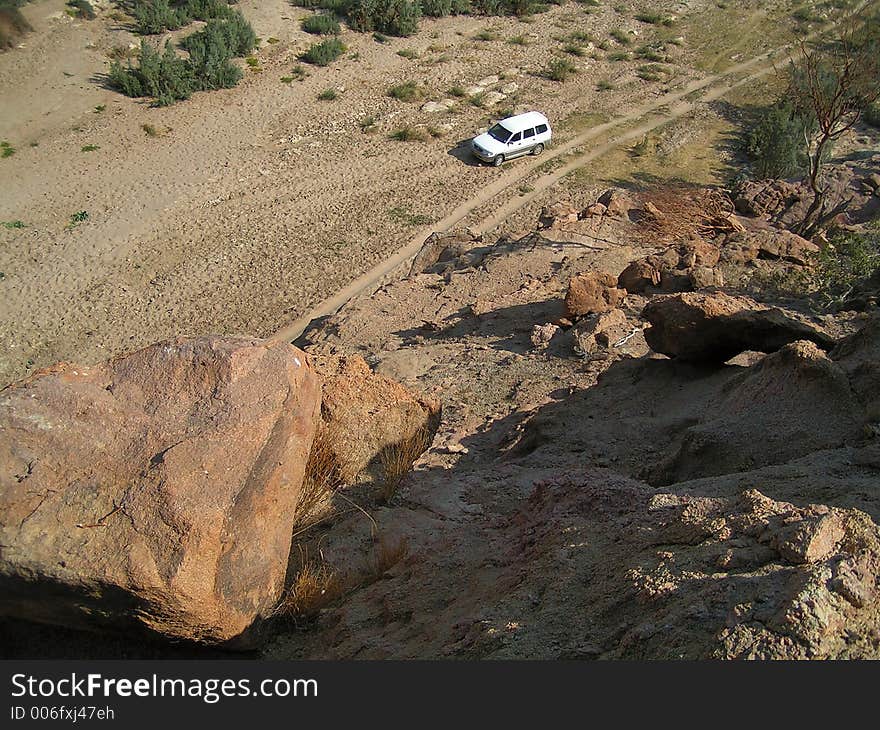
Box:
[0, 141, 14, 158]
[131, 0, 189, 34]
[109, 39, 196, 105]
[610, 28, 630, 44]
[67, 0, 96, 19]
[185, 0, 237, 21]
[743, 99, 813, 178]
[388, 80, 422, 101]
[864, 101, 880, 128]
[422, 0, 470, 16]
[300, 37, 346, 65]
[302, 13, 341, 34]
[541, 57, 577, 81]
[347, 0, 421, 36]
[318, 87, 338, 100]
[180, 20, 248, 89]
[390, 126, 428, 141]
[810, 227, 880, 305]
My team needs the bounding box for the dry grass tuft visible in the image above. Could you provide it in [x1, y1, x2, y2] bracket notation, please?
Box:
[276, 559, 344, 617]
[369, 535, 409, 578]
[378, 426, 434, 504]
[292, 426, 342, 535]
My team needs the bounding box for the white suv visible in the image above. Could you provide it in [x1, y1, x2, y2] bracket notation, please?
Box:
[470, 111, 552, 167]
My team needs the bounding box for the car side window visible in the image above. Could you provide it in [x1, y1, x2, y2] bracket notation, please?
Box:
[509, 132, 521, 143]
[535, 124, 548, 134]
[523, 128, 535, 139]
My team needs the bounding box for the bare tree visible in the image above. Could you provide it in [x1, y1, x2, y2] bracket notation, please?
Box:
[791, 9, 880, 238]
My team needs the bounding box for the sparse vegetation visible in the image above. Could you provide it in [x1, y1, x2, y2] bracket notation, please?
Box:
[67, 210, 89, 228]
[80, 144, 100, 152]
[742, 99, 812, 179]
[377, 426, 433, 503]
[141, 123, 160, 137]
[608, 50, 630, 61]
[541, 57, 577, 81]
[610, 28, 631, 45]
[0, 141, 14, 158]
[109, 9, 256, 105]
[93, 104, 106, 113]
[390, 126, 429, 142]
[389, 204, 432, 224]
[318, 87, 339, 100]
[66, 0, 95, 19]
[2, 220, 25, 229]
[635, 10, 673, 26]
[397, 47, 419, 58]
[388, 80, 423, 101]
[359, 115, 378, 131]
[300, 37, 346, 65]
[597, 78, 614, 90]
[301, 13, 341, 34]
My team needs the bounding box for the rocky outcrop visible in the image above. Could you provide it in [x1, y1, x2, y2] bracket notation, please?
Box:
[642, 291, 835, 363]
[310, 354, 441, 484]
[832, 315, 880, 418]
[505, 474, 880, 659]
[0, 337, 321, 646]
[409, 230, 484, 276]
[651, 340, 866, 484]
[564, 271, 626, 319]
[570, 309, 630, 356]
[618, 240, 723, 294]
[718, 229, 819, 266]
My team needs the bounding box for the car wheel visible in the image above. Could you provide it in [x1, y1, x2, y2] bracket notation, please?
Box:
[532, 143, 544, 156]
[493, 154, 505, 167]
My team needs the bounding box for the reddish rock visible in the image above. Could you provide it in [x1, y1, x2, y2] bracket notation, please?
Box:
[538, 202, 580, 229]
[564, 271, 626, 319]
[0, 337, 321, 646]
[688, 266, 724, 289]
[618, 259, 661, 293]
[642, 291, 835, 363]
[310, 354, 441, 484]
[571, 309, 629, 355]
[597, 189, 635, 217]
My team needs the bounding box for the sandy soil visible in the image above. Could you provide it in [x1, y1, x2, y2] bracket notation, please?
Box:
[0, 0, 800, 387]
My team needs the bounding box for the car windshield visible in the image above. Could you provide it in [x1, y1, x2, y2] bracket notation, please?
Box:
[487, 124, 512, 143]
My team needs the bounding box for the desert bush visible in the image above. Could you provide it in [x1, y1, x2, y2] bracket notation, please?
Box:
[608, 50, 629, 61]
[390, 125, 428, 142]
[347, 0, 421, 36]
[300, 37, 346, 65]
[0, 1, 32, 50]
[422, 0, 469, 16]
[0, 140, 14, 158]
[610, 28, 630, 44]
[67, 0, 96, 19]
[541, 57, 577, 81]
[131, 0, 188, 34]
[864, 101, 880, 128]
[109, 39, 195, 105]
[387, 80, 422, 101]
[185, 0, 237, 21]
[302, 13, 340, 34]
[810, 226, 880, 305]
[180, 18, 253, 88]
[318, 87, 338, 100]
[742, 99, 813, 179]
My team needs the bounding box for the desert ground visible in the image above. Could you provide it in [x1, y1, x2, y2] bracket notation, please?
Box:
[0, 0, 798, 388]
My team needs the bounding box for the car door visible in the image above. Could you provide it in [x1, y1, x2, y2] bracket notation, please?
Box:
[520, 127, 536, 153]
[507, 131, 525, 157]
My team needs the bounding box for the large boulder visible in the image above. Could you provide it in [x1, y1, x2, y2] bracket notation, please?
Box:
[409, 230, 484, 277]
[0, 337, 321, 646]
[642, 291, 835, 363]
[310, 354, 441, 484]
[564, 271, 626, 319]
